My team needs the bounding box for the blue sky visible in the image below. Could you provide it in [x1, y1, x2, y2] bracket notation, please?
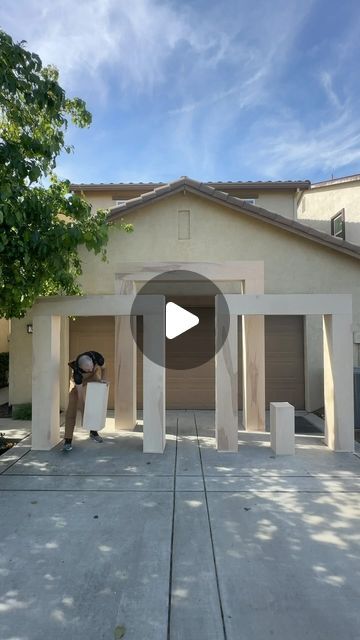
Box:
[1, 0, 360, 184]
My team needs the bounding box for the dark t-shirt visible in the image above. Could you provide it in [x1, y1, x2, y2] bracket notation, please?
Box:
[68, 351, 105, 385]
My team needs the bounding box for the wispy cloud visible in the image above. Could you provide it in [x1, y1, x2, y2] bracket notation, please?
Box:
[2, 0, 360, 182]
[0, 0, 215, 93]
[320, 71, 342, 109]
[0, 0, 315, 98]
[163, 0, 317, 178]
[244, 108, 360, 178]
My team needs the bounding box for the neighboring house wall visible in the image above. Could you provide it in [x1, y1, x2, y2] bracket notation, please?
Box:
[298, 180, 360, 245]
[9, 190, 360, 412]
[0, 319, 10, 353]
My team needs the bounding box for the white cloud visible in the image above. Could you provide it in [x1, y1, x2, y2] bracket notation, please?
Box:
[245, 108, 360, 178]
[3, 0, 359, 182]
[1, 0, 315, 100]
[320, 71, 342, 109]
[0, 0, 216, 92]
[163, 0, 317, 179]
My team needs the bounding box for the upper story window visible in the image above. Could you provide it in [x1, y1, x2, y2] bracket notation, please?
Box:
[331, 209, 345, 239]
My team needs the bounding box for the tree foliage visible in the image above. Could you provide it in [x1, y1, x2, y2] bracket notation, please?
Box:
[0, 30, 132, 319]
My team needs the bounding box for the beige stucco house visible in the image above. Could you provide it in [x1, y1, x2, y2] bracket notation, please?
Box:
[297, 173, 360, 245]
[8, 176, 360, 417]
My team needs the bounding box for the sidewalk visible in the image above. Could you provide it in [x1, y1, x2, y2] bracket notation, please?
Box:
[0, 411, 359, 640]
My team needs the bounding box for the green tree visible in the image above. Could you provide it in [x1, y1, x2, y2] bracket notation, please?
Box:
[0, 30, 132, 319]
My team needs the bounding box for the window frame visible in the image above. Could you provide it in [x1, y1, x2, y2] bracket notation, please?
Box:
[242, 198, 256, 205]
[331, 208, 345, 240]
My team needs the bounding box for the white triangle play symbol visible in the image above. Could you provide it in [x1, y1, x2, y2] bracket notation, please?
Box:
[166, 302, 199, 339]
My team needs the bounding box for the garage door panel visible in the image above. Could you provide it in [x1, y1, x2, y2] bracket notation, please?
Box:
[70, 312, 305, 412]
[69, 317, 115, 409]
[265, 316, 304, 409]
[137, 310, 216, 409]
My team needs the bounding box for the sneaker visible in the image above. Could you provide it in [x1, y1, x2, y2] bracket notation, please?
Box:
[90, 431, 103, 443]
[62, 441, 72, 452]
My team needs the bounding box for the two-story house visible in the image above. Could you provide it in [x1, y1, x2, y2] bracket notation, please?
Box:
[7, 176, 360, 417]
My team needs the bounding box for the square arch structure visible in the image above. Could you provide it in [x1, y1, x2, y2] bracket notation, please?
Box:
[114, 261, 265, 433]
[215, 293, 354, 452]
[31, 294, 165, 453]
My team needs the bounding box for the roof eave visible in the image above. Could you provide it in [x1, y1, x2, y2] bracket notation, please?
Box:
[311, 173, 360, 189]
[70, 179, 311, 194]
[209, 181, 311, 191]
[70, 183, 165, 194]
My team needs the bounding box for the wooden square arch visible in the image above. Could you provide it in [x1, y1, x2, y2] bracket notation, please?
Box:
[31, 294, 165, 453]
[113, 261, 266, 436]
[215, 293, 354, 452]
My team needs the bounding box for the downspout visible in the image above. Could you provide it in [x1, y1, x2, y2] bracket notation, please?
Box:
[295, 187, 304, 220]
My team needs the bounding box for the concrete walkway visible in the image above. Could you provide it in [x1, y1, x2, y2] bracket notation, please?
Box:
[0, 411, 359, 640]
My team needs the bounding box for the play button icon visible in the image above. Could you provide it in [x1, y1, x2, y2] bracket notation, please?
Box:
[130, 269, 229, 370]
[166, 302, 199, 339]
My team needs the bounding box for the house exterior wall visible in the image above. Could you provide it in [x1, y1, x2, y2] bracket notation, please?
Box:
[298, 181, 360, 245]
[87, 192, 116, 213]
[9, 190, 360, 411]
[9, 314, 33, 404]
[228, 191, 297, 218]
[9, 315, 69, 409]
[85, 189, 298, 220]
[0, 319, 10, 353]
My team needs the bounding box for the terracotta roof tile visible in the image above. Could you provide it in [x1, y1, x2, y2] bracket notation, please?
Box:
[70, 178, 310, 192]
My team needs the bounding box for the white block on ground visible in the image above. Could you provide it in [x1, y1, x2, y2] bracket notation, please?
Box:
[270, 402, 295, 455]
[83, 382, 109, 431]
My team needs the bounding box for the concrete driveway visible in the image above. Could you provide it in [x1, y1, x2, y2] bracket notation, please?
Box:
[0, 411, 359, 640]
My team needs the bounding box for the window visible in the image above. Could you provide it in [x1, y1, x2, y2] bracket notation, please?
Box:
[116, 200, 126, 206]
[331, 209, 345, 239]
[242, 198, 256, 205]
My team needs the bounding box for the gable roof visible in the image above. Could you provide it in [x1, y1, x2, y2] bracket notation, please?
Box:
[106, 176, 360, 261]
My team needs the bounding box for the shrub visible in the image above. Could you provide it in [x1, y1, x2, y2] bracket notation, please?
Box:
[12, 403, 32, 420]
[0, 352, 9, 388]
[0, 432, 15, 456]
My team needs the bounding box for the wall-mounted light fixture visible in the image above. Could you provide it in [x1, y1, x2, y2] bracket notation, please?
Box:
[26, 324, 33, 334]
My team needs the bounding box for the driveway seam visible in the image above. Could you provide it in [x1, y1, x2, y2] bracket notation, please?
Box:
[0, 448, 31, 475]
[4, 472, 177, 477]
[194, 411, 227, 640]
[167, 416, 179, 640]
[4, 472, 360, 478]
